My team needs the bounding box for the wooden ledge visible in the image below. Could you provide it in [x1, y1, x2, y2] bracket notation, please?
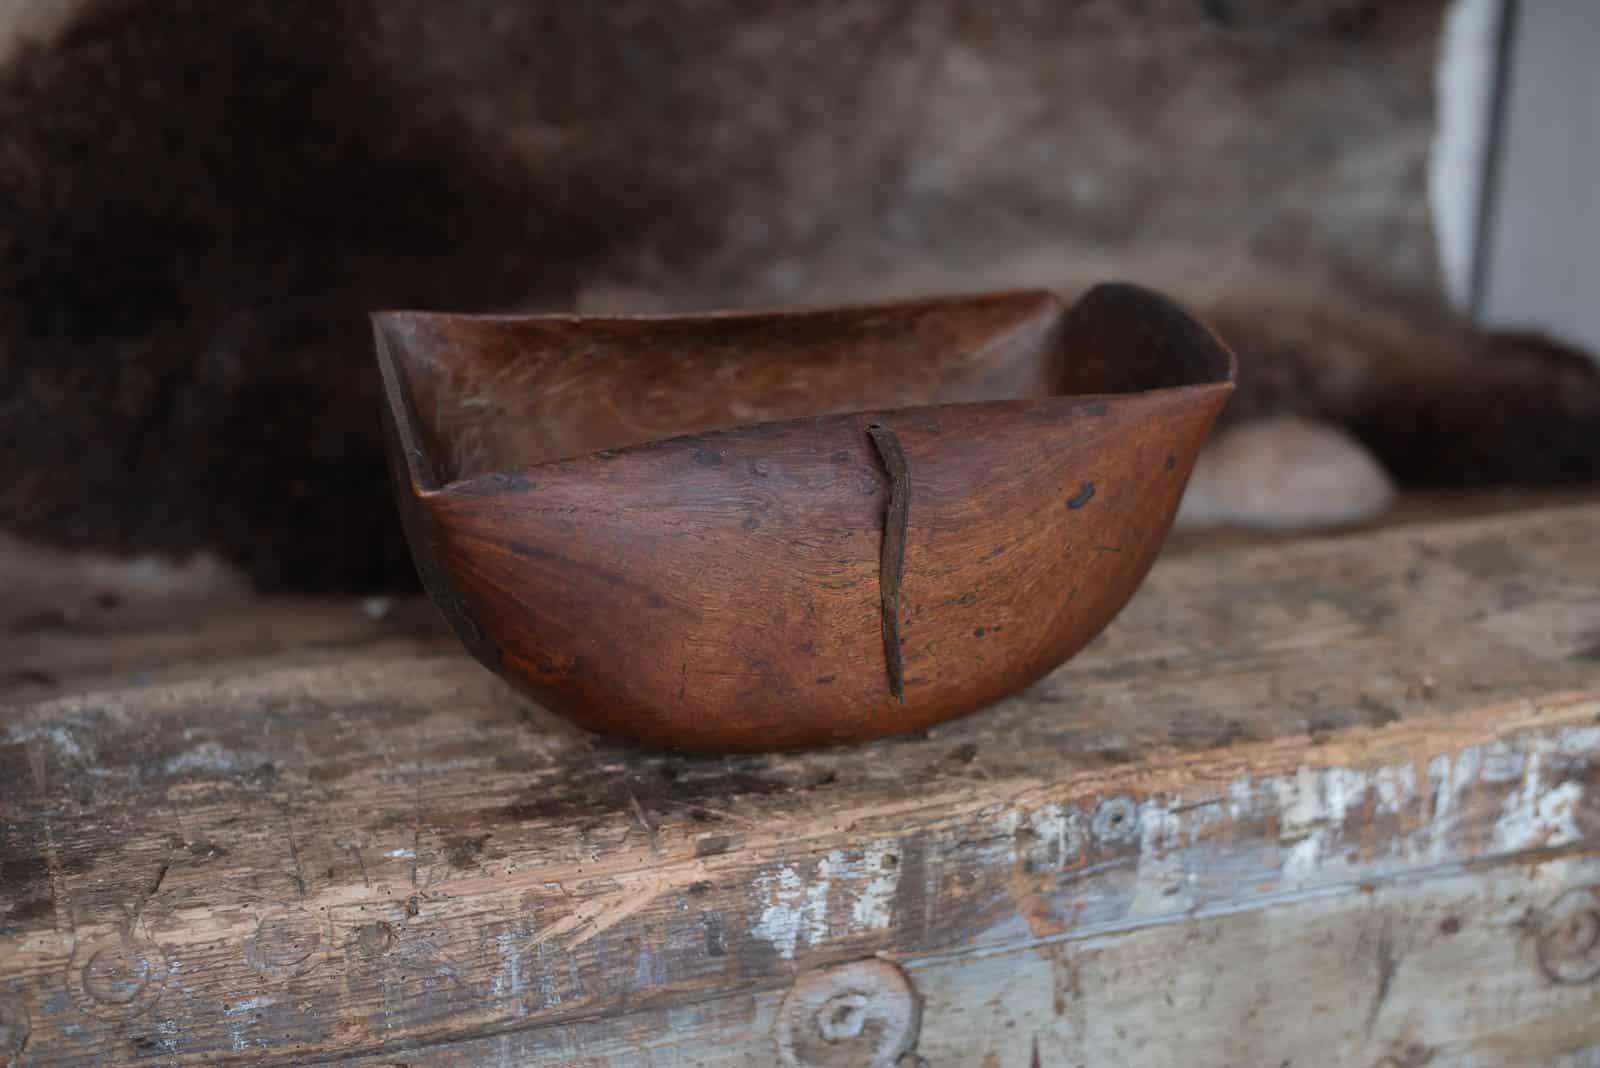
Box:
[2, 503, 1599, 1065]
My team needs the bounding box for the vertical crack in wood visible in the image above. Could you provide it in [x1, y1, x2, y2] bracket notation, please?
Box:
[867, 422, 909, 704]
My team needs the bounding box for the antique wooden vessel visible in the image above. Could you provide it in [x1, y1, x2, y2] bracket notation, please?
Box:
[372, 283, 1235, 750]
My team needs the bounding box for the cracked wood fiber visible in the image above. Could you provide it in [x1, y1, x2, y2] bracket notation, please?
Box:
[867, 422, 909, 704]
[1, 505, 1599, 1065]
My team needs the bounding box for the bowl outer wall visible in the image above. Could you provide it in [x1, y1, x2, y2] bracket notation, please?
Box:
[412, 383, 1230, 751]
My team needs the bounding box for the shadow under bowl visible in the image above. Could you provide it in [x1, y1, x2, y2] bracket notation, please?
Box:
[373, 282, 1235, 752]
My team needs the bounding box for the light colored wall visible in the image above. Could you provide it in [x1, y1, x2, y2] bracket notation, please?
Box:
[1477, 0, 1600, 353]
[1431, 0, 1504, 311]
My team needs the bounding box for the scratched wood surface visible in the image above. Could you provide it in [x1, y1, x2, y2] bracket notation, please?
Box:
[1, 503, 1599, 1066]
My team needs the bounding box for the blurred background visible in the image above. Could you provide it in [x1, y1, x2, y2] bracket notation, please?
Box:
[1450, 0, 1600, 353]
[0, 0, 1595, 594]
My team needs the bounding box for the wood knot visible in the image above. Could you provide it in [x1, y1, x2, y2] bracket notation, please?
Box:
[775, 958, 920, 1067]
[352, 921, 396, 959]
[1535, 887, 1600, 985]
[246, 907, 325, 982]
[67, 933, 169, 1018]
[1378, 1039, 1435, 1068]
[1091, 796, 1141, 846]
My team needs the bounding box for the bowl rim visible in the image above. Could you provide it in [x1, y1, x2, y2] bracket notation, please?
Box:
[372, 282, 1237, 498]
[373, 285, 1065, 329]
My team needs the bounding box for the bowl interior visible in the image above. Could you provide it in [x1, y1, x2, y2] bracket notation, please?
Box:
[373, 285, 1234, 488]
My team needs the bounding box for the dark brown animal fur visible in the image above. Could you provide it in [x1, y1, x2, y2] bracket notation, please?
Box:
[1, 0, 1596, 591]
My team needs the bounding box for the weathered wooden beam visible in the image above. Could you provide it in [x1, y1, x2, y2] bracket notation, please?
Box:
[2, 505, 1598, 1065]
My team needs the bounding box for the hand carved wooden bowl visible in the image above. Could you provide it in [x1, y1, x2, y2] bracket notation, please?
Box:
[373, 283, 1235, 752]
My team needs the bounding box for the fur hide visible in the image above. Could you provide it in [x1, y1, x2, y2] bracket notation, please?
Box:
[1, 0, 1595, 591]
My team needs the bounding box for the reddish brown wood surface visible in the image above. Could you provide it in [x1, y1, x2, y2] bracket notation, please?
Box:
[373, 284, 1235, 751]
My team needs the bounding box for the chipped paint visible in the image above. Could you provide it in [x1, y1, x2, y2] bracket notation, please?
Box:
[751, 843, 903, 960]
[150, 1016, 180, 1056]
[1129, 800, 1190, 913]
[1024, 724, 1590, 923]
[1494, 749, 1584, 852]
[492, 931, 526, 1014]
[850, 840, 901, 931]
[752, 867, 807, 959]
[1372, 764, 1417, 815]
[162, 742, 265, 776]
[1557, 726, 1600, 757]
[224, 996, 273, 1054]
[4, 723, 88, 761]
[1478, 740, 1526, 784]
[534, 942, 563, 1008]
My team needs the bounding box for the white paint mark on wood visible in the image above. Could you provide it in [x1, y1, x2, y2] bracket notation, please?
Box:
[150, 1015, 180, 1056]
[1282, 834, 1324, 885]
[225, 996, 273, 1015]
[752, 843, 903, 960]
[1091, 725, 1589, 904]
[804, 858, 833, 950]
[492, 931, 526, 1015]
[535, 944, 563, 1009]
[224, 996, 273, 1054]
[1478, 741, 1526, 784]
[753, 867, 807, 960]
[4, 723, 87, 762]
[1373, 765, 1418, 815]
[1269, 765, 1390, 886]
[851, 840, 901, 932]
[162, 742, 259, 776]
[1029, 803, 1086, 872]
[1495, 749, 1584, 852]
[1559, 726, 1600, 757]
[751, 721, 1594, 959]
[1131, 800, 1192, 914]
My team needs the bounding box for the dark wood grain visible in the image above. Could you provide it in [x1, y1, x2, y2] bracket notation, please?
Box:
[372, 284, 1235, 751]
